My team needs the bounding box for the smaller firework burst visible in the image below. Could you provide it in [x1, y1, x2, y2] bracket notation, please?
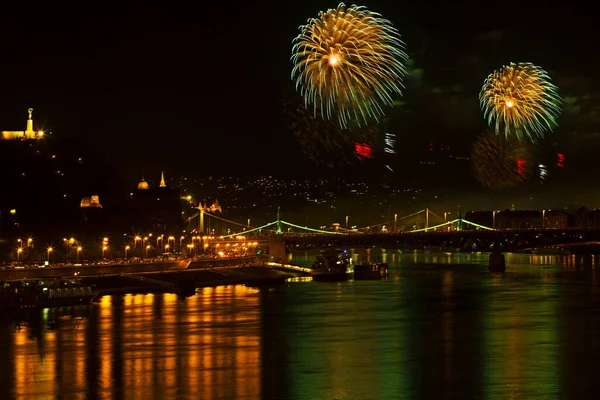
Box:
[471, 131, 536, 190]
[480, 62, 561, 141]
[282, 88, 378, 169]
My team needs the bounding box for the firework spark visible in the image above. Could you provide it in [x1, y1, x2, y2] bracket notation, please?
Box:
[480, 62, 561, 141]
[471, 131, 536, 190]
[291, 3, 407, 129]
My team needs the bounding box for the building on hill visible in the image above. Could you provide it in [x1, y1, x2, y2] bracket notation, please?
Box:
[132, 172, 182, 233]
[199, 199, 222, 214]
[80, 195, 102, 208]
[2, 108, 45, 140]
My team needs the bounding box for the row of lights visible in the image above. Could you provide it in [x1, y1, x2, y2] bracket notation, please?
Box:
[14, 234, 259, 262]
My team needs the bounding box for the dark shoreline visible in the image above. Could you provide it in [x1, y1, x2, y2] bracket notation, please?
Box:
[83, 266, 305, 296]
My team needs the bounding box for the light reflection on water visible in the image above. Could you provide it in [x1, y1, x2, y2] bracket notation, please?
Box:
[1, 250, 600, 399]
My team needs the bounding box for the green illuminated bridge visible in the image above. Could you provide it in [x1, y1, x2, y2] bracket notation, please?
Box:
[184, 208, 600, 253]
[185, 207, 493, 237]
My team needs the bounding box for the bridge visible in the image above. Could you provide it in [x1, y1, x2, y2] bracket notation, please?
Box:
[183, 207, 600, 255]
[185, 207, 493, 237]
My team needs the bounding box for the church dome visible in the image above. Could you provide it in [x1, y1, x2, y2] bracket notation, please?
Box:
[137, 177, 149, 190]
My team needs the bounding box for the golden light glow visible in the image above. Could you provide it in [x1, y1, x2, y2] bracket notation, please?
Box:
[506, 99, 514, 108]
[329, 53, 341, 66]
[77, 247, 83, 252]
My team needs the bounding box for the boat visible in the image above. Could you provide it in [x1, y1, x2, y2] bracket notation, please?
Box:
[0, 278, 98, 310]
[354, 262, 389, 280]
[311, 249, 352, 280]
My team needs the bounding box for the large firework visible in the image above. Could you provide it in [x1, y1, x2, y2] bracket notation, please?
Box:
[480, 62, 561, 141]
[471, 131, 536, 190]
[291, 3, 407, 129]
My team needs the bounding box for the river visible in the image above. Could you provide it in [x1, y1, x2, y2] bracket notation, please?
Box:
[1, 249, 599, 399]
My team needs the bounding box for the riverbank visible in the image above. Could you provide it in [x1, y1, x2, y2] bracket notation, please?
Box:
[0, 257, 255, 280]
[82, 265, 304, 296]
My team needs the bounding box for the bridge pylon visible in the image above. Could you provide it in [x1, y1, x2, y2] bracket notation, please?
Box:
[276, 207, 283, 235]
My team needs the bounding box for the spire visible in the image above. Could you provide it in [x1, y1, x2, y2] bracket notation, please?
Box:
[160, 171, 166, 188]
[25, 108, 34, 138]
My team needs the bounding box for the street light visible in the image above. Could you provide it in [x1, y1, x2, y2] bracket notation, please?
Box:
[164, 244, 170, 254]
[180, 235, 184, 250]
[542, 209, 546, 229]
[76, 246, 82, 262]
[16, 247, 23, 262]
[47, 246, 53, 262]
[146, 245, 151, 258]
[125, 245, 130, 259]
[493, 210, 497, 229]
[134, 236, 141, 248]
[102, 245, 108, 259]
[27, 238, 33, 247]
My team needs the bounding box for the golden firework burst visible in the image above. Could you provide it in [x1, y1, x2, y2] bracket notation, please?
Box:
[480, 62, 561, 141]
[291, 3, 407, 129]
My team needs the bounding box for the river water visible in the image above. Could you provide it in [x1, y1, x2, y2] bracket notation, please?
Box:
[1, 249, 600, 399]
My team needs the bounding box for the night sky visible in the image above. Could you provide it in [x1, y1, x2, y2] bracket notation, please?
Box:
[0, 2, 597, 186]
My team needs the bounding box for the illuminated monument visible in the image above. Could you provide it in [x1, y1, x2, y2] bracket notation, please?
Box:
[1, 108, 45, 140]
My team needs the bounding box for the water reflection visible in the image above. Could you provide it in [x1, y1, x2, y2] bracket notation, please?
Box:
[3, 252, 600, 398]
[0, 286, 262, 400]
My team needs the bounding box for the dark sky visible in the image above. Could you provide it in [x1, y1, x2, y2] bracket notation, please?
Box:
[0, 2, 597, 185]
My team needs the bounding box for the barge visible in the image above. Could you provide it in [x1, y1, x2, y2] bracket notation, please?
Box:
[0, 278, 98, 310]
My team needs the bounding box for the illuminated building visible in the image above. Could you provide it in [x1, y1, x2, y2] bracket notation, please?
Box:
[1, 108, 45, 140]
[137, 176, 150, 190]
[80, 195, 103, 208]
[199, 199, 222, 214]
[133, 172, 182, 233]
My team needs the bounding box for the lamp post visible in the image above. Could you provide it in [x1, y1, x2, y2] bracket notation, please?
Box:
[76, 246, 82, 262]
[47, 247, 53, 262]
[493, 210, 497, 229]
[164, 244, 170, 254]
[541, 209, 545, 228]
[134, 236, 141, 248]
[180, 236, 184, 251]
[102, 245, 108, 259]
[393, 214, 397, 233]
[125, 245, 130, 259]
[146, 245, 151, 258]
[27, 238, 33, 247]
[16, 247, 23, 262]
